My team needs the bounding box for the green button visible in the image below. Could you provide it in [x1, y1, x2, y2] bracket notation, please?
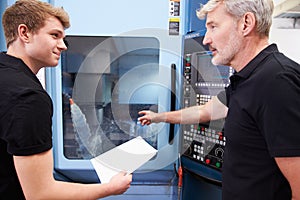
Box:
[216, 162, 221, 168]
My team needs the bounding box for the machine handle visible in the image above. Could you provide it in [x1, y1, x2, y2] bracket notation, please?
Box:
[169, 63, 176, 144]
[178, 165, 183, 200]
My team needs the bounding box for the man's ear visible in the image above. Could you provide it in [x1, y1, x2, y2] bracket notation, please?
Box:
[241, 12, 256, 36]
[17, 24, 31, 43]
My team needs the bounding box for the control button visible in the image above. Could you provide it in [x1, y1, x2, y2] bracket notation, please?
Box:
[216, 162, 221, 168]
[218, 132, 223, 140]
[205, 159, 211, 164]
[185, 68, 191, 73]
[215, 147, 224, 158]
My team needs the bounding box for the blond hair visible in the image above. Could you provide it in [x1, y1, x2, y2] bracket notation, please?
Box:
[2, 0, 70, 48]
[196, 0, 274, 37]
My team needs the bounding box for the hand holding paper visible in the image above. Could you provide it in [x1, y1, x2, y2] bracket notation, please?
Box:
[91, 136, 157, 183]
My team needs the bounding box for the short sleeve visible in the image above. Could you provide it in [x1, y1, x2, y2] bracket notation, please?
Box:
[263, 69, 300, 157]
[217, 90, 227, 106]
[6, 89, 53, 156]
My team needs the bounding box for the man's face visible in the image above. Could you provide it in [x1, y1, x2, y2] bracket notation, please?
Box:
[203, 3, 242, 67]
[25, 16, 67, 69]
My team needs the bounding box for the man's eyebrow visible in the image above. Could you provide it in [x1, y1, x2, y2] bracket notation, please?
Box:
[206, 20, 214, 26]
[50, 28, 64, 34]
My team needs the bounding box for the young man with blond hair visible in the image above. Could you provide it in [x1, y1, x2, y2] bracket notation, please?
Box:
[1, 0, 132, 199]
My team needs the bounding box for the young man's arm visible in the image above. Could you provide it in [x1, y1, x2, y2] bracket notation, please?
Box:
[14, 149, 132, 200]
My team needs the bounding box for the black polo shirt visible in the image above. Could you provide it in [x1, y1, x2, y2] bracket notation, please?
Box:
[0, 52, 53, 199]
[218, 44, 300, 200]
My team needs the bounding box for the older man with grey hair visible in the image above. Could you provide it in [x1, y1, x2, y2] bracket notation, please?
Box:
[139, 0, 300, 199]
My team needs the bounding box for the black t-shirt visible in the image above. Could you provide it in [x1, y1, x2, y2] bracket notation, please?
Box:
[218, 44, 300, 200]
[0, 52, 53, 199]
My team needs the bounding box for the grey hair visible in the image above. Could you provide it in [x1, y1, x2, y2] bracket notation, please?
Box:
[196, 0, 274, 37]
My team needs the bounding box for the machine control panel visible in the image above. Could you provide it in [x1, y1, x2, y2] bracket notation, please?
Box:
[181, 51, 232, 171]
[183, 124, 225, 170]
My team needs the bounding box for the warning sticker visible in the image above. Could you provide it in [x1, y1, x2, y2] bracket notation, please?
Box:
[169, 18, 180, 35]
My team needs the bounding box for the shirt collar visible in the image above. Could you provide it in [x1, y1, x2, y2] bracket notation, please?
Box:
[228, 44, 279, 90]
[234, 44, 279, 79]
[0, 52, 24, 67]
[0, 52, 40, 83]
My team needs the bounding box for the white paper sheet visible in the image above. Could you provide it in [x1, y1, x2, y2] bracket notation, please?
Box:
[90, 136, 157, 183]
